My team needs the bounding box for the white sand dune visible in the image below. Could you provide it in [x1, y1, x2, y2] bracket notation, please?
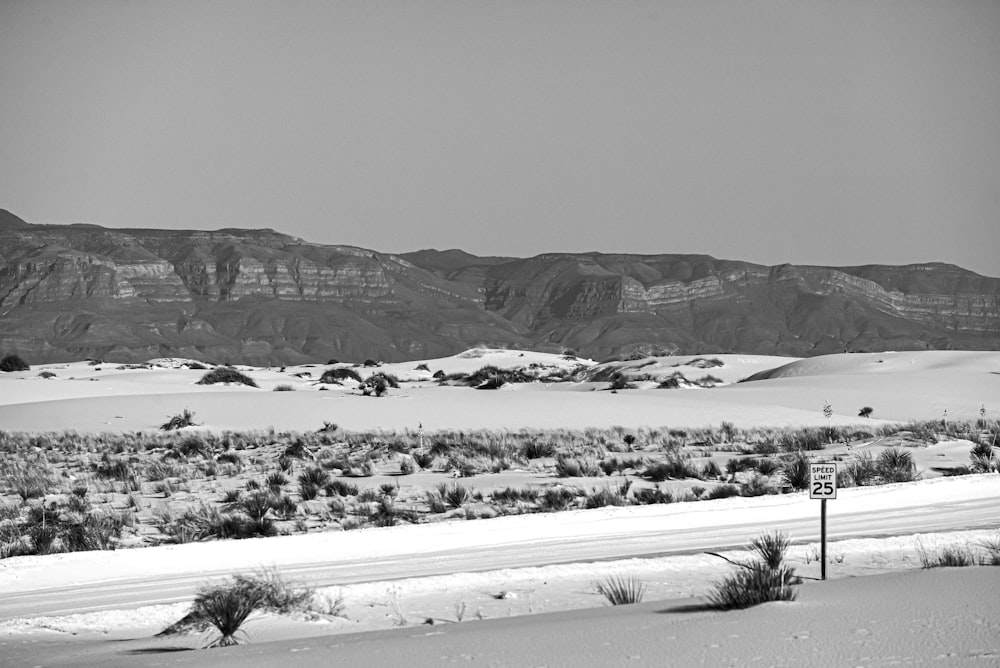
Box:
[1, 350, 996, 432]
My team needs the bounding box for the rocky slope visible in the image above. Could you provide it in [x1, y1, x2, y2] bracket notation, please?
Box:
[1, 210, 997, 364]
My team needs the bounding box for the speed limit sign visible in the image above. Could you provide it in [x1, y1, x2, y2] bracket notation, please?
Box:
[809, 462, 837, 499]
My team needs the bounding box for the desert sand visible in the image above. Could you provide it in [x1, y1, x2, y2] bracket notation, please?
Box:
[1, 349, 998, 666]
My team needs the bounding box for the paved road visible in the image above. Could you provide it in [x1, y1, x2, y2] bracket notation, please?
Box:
[2, 484, 996, 620]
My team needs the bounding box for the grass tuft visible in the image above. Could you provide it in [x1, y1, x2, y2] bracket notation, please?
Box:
[595, 574, 646, 605]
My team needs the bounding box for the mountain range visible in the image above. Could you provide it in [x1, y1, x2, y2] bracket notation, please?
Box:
[1, 209, 997, 364]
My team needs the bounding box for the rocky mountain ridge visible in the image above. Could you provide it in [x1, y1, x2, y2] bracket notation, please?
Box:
[1, 210, 997, 364]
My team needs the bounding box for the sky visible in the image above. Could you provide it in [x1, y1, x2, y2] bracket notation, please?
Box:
[1, 0, 998, 276]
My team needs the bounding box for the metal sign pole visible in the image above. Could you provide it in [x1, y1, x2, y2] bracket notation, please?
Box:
[821, 498, 827, 581]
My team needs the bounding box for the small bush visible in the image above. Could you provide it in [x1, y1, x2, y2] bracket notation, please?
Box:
[643, 457, 697, 481]
[187, 569, 312, 648]
[708, 531, 798, 610]
[437, 483, 472, 509]
[845, 451, 878, 486]
[538, 487, 579, 511]
[858, 406, 874, 418]
[876, 447, 917, 483]
[706, 484, 740, 500]
[319, 367, 362, 384]
[595, 575, 646, 605]
[197, 367, 258, 388]
[555, 455, 602, 478]
[326, 480, 359, 497]
[0, 354, 29, 372]
[360, 373, 396, 397]
[466, 366, 531, 389]
[273, 384, 295, 392]
[918, 543, 975, 568]
[631, 486, 673, 505]
[781, 454, 811, 491]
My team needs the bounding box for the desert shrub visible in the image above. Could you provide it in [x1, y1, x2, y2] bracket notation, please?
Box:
[706, 484, 740, 500]
[178, 436, 210, 458]
[241, 491, 274, 522]
[642, 456, 697, 481]
[595, 575, 646, 605]
[398, 456, 417, 475]
[414, 363, 430, 371]
[359, 374, 393, 397]
[95, 455, 135, 482]
[319, 367, 362, 384]
[781, 454, 811, 491]
[708, 532, 798, 610]
[969, 437, 998, 473]
[858, 406, 874, 418]
[161, 408, 198, 431]
[37, 370, 56, 379]
[270, 494, 298, 519]
[538, 487, 579, 511]
[7, 463, 50, 501]
[740, 473, 772, 497]
[845, 451, 878, 486]
[752, 458, 781, 476]
[197, 367, 258, 388]
[555, 455, 602, 478]
[190, 577, 266, 647]
[522, 440, 556, 459]
[466, 366, 531, 389]
[918, 544, 975, 569]
[0, 354, 29, 372]
[273, 384, 295, 392]
[876, 447, 917, 483]
[216, 451, 242, 467]
[491, 486, 539, 504]
[425, 490, 447, 513]
[437, 483, 472, 509]
[606, 373, 633, 391]
[701, 460, 723, 479]
[298, 467, 330, 489]
[656, 373, 685, 389]
[326, 480, 359, 497]
[631, 486, 673, 505]
[265, 471, 288, 494]
[298, 481, 320, 500]
[28, 523, 59, 554]
[585, 484, 628, 509]
[977, 536, 1000, 566]
[599, 457, 634, 476]
[60, 512, 127, 552]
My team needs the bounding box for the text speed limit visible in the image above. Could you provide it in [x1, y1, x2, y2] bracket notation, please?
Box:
[809, 462, 838, 499]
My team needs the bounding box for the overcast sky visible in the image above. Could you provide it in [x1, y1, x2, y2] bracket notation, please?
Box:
[1, 0, 998, 276]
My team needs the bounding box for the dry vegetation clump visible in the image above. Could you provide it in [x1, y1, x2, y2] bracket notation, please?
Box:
[161, 408, 198, 431]
[595, 574, 646, 605]
[708, 532, 800, 610]
[359, 372, 398, 396]
[197, 367, 258, 388]
[318, 367, 362, 384]
[0, 419, 991, 558]
[166, 569, 317, 648]
[0, 354, 29, 372]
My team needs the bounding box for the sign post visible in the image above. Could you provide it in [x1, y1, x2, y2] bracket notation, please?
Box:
[809, 462, 837, 580]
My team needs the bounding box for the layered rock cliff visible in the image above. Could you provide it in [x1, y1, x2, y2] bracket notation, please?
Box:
[1, 210, 997, 364]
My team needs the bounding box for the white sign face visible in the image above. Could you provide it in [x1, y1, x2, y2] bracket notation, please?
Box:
[809, 462, 838, 499]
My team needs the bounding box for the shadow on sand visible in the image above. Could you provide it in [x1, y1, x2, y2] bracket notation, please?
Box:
[656, 600, 716, 614]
